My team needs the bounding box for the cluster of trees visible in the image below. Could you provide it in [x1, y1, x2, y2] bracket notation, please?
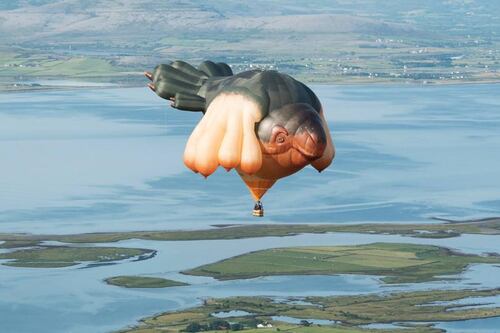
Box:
[299, 320, 312, 326]
[183, 319, 244, 332]
[183, 318, 314, 332]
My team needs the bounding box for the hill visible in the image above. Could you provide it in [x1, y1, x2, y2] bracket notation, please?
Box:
[0, 0, 499, 88]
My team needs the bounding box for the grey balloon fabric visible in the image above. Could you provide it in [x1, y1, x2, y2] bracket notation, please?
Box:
[150, 60, 321, 116]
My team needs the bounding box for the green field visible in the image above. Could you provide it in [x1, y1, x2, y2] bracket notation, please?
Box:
[0, 49, 140, 92]
[184, 243, 500, 283]
[0, 48, 134, 76]
[0, 246, 154, 268]
[105, 276, 189, 288]
[120, 288, 500, 332]
[1, 218, 499, 250]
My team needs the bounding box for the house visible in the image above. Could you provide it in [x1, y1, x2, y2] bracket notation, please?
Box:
[257, 322, 273, 328]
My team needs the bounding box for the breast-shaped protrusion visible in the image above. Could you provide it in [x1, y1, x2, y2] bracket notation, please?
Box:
[218, 109, 243, 170]
[183, 93, 264, 177]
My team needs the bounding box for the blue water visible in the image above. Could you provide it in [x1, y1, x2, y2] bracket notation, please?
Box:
[1, 84, 500, 233]
[271, 315, 338, 325]
[213, 310, 254, 318]
[0, 84, 499, 332]
[426, 295, 500, 310]
[435, 316, 500, 333]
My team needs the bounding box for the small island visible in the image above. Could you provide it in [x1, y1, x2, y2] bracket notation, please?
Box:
[105, 276, 189, 288]
[0, 246, 155, 268]
[183, 242, 500, 284]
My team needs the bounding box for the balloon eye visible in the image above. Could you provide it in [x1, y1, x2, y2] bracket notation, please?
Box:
[271, 126, 288, 144]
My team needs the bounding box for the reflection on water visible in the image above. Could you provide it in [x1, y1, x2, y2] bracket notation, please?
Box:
[1, 84, 500, 332]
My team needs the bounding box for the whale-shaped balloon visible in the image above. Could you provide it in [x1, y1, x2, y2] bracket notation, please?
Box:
[145, 60, 335, 216]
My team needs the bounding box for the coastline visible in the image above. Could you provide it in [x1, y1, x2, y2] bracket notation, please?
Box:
[1, 76, 499, 94]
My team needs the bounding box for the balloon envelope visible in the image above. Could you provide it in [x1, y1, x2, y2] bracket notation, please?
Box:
[146, 60, 335, 205]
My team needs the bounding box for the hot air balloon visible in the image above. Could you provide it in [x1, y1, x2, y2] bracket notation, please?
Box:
[145, 60, 335, 216]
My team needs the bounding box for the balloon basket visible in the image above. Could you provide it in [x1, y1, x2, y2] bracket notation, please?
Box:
[252, 201, 264, 217]
[252, 208, 264, 217]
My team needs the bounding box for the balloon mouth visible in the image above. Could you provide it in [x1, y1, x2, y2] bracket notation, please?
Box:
[292, 129, 326, 161]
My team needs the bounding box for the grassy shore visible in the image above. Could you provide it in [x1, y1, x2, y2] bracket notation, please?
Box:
[105, 276, 189, 288]
[183, 242, 500, 284]
[0, 246, 154, 268]
[120, 288, 500, 332]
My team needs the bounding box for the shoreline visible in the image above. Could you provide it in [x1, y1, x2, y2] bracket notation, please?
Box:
[1, 77, 499, 94]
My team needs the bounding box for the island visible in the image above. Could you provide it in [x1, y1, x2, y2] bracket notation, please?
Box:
[105, 276, 189, 288]
[0, 246, 155, 268]
[183, 242, 500, 284]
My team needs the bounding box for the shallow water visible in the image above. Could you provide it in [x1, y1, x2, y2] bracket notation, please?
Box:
[360, 323, 403, 329]
[271, 315, 338, 325]
[213, 310, 254, 318]
[426, 295, 500, 310]
[434, 316, 500, 333]
[1, 84, 500, 332]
